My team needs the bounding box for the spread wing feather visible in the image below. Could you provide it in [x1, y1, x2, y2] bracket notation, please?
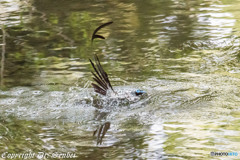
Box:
[94, 54, 114, 91]
[89, 54, 115, 95]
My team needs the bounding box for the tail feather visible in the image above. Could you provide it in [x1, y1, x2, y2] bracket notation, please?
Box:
[91, 21, 113, 42]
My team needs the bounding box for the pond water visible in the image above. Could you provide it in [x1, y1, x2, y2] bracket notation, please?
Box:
[0, 0, 240, 159]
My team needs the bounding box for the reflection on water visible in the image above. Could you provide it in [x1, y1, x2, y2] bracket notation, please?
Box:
[0, 0, 240, 159]
[93, 122, 111, 145]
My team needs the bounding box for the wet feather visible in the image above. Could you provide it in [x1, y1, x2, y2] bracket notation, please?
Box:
[89, 54, 115, 95]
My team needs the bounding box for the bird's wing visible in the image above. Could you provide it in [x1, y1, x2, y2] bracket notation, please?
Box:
[89, 54, 114, 95]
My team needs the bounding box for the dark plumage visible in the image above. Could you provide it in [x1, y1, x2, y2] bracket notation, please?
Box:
[89, 21, 146, 97]
[89, 54, 115, 95]
[91, 21, 113, 42]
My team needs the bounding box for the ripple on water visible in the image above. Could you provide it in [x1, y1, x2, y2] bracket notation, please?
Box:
[1, 0, 240, 159]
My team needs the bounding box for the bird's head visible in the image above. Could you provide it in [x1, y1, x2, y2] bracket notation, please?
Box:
[133, 89, 147, 96]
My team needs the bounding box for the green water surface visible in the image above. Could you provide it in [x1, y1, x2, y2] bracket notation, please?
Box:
[0, 0, 240, 159]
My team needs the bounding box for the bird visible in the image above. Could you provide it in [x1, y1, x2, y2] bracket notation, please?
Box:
[89, 21, 147, 98]
[89, 22, 147, 145]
